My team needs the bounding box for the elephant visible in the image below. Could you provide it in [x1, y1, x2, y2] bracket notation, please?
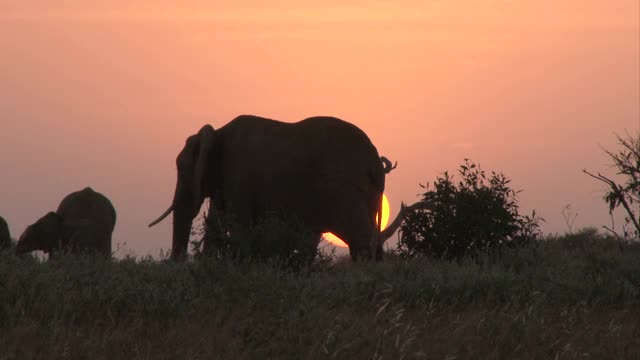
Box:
[16, 187, 116, 259]
[149, 115, 387, 261]
[0, 216, 11, 251]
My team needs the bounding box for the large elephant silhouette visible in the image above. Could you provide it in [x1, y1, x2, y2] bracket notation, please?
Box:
[149, 115, 387, 261]
[16, 187, 116, 258]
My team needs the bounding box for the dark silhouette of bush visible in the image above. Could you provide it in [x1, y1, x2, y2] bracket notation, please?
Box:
[398, 159, 543, 261]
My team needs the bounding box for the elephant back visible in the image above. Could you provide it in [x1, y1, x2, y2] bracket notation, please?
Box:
[222, 115, 384, 185]
[56, 187, 116, 255]
[299, 116, 385, 193]
[56, 187, 116, 229]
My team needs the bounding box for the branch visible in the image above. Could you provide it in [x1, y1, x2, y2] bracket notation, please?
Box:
[583, 169, 617, 188]
[584, 169, 640, 235]
[602, 225, 624, 254]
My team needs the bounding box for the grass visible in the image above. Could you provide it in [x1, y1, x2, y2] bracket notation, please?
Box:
[1, 228, 639, 359]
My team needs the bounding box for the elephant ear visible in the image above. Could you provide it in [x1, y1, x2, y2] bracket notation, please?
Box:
[192, 125, 216, 209]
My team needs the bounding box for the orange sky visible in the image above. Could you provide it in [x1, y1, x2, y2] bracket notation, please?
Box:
[1, 1, 638, 256]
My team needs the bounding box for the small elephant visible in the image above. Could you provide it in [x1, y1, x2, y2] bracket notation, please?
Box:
[150, 115, 387, 261]
[16, 187, 116, 258]
[0, 216, 11, 251]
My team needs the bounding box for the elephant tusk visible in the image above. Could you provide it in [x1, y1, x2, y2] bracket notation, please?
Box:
[379, 200, 435, 245]
[380, 156, 398, 174]
[148, 204, 175, 227]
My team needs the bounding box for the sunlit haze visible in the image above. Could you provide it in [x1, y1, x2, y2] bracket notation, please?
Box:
[1, 1, 638, 257]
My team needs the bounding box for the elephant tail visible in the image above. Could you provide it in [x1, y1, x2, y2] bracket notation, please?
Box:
[380, 156, 397, 174]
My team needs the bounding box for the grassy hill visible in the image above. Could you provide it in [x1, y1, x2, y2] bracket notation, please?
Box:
[1, 228, 639, 359]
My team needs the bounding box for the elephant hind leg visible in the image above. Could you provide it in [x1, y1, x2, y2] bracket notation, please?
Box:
[329, 204, 376, 261]
[344, 225, 376, 261]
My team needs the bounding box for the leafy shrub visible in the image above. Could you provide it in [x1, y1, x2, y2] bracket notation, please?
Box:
[398, 159, 543, 261]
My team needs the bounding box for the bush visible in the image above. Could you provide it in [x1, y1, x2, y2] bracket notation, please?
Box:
[398, 159, 543, 261]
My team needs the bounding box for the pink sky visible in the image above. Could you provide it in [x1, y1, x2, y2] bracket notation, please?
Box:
[1, 1, 638, 256]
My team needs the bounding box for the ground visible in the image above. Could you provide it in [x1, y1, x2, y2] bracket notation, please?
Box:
[1, 231, 639, 359]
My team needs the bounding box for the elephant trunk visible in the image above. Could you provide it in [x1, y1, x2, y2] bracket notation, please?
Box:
[149, 198, 199, 261]
[171, 210, 194, 261]
[14, 238, 26, 255]
[149, 203, 191, 260]
[169, 180, 204, 260]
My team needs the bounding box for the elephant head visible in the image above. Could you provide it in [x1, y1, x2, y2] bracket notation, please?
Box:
[15, 212, 63, 256]
[150, 115, 385, 262]
[149, 125, 216, 260]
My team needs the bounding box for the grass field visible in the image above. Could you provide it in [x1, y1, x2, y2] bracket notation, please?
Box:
[1, 228, 639, 359]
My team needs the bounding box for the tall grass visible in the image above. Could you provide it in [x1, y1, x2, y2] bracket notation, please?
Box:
[1, 228, 639, 359]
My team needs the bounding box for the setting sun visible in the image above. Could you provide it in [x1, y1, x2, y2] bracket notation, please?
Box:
[323, 193, 390, 248]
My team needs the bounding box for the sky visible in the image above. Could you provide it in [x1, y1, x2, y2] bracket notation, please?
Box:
[1, 0, 638, 257]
